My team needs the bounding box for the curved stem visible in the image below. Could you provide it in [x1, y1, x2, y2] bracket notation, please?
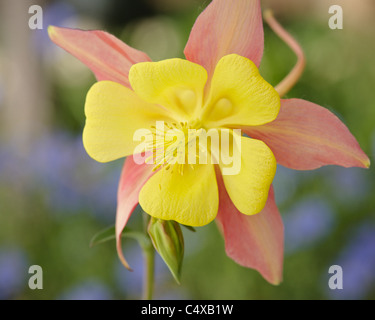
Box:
[264, 10, 306, 98]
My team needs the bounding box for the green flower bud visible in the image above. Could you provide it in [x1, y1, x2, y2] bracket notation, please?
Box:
[148, 218, 184, 284]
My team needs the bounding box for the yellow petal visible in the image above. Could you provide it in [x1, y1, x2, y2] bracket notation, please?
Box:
[204, 54, 280, 128]
[83, 81, 173, 162]
[129, 59, 207, 120]
[139, 164, 218, 227]
[220, 135, 277, 215]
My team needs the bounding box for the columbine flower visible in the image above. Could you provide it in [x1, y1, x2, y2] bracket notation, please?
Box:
[49, 0, 370, 285]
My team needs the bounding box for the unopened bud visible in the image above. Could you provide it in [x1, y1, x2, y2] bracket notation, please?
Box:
[148, 218, 184, 284]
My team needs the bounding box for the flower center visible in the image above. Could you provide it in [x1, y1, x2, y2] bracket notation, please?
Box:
[146, 121, 207, 175]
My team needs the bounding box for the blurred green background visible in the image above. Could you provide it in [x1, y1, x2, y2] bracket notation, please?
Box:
[0, 0, 374, 300]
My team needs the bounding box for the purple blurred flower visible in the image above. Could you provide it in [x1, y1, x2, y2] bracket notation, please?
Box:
[328, 223, 375, 300]
[33, 1, 77, 56]
[0, 146, 34, 188]
[273, 165, 331, 205]
[284, 197, 335, 254]
[157, 289, 190, 300]
[0, 131, 121, 221]
[325, 166, 371, 205]
[0, 247, 28, 300]
[115, 248, 143, 298]
[31, 132, 121, 220]
[115, 247, 167, 299]
[59, 280, 112, 300]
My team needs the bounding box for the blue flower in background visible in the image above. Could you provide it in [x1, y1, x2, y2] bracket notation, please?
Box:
[0, 247, 28, 300]
[58, 280, 113, 300]
[0, 131, 121, 222]
[0, 145, 36, 188]
[273, 165, 330, 206]
[33, 1, 77, 57]
[115, 248, 144, 298]
[328, 223, 375, 300]
[31, 133, 85, 212]
[31, 132, 121, 219]
[33, 132, 121, 221]
[157, 289, 190, 300]
[115, 246, 168, 299]
[325, 166, 371, 206]
[284, 197, 335, 254]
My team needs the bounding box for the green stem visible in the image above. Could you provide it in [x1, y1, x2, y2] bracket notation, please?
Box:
[142, 212, 155, 300]
[142, 244, 155, 300]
